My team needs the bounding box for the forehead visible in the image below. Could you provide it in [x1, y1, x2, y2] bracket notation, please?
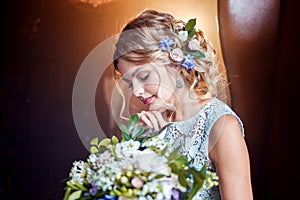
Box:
[117, 59, 153, 77]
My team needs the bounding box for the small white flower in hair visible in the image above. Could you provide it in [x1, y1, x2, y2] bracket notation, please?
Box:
[170, 48, 184, 62]
[188, 38, 201, 51]
[177, 30, 188, 42]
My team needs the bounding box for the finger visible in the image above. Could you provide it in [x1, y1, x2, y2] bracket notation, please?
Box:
[141, 111, 159, 131]
[138, 113, 153, 128]
[151, 111, 167, 129]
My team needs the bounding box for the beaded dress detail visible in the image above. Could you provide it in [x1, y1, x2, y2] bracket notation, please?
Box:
[158, 98, 244, 199]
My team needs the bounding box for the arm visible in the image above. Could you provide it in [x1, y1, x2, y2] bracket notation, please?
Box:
[209, 115, 253, 200]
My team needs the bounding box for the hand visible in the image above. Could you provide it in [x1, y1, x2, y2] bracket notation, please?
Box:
[137, 111, 167, 131]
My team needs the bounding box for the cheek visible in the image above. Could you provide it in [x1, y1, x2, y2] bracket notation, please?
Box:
[143, 74, 160, 93]
[144, 83, 159, 94]
[160, 77, 177, 93]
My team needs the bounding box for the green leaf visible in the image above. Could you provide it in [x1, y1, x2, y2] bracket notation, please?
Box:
[187, 50, 205, 58]
[128, 113, 139, 127]
[68, 190, 82, 200]
[199, 163, 207, 178]
[168, 146, 181, 160]
[90, 146, 98, 153]
[189, 167, 205, 186]
[178, 170, 189, 187]
[169, 162, 179, 174]
[179, 191, 189, 200]
[99, 138, 111, 146]
[74, 181, 88, 191]
[122, 132, 131, 141]
[175, 155, 189, 166]
[79, 195, 93, 200]
[111, 189, 122, 196]
[185, 18, 196, 32]
[187, 182, 201, 200]
[112, 135, 119, 144]
[119, 124, 129, 134]
[188, 29, 197, 39]
[159, 145, 168, 156]
[154, 174, 165, 179]
[98, 145, 108, 153]
[66, 181, 77, 189]
[90, 137, 99, 146]
[63, 187, 71, 200]
[132, 126, 144, 138]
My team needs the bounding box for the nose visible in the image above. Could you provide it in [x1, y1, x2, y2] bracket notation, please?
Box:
[132, 84, 144, 97]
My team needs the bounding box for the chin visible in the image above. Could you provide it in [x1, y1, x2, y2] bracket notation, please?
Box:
[148, 102, 166, 112]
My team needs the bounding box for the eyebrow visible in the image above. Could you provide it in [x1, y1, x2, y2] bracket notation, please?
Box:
[123, 67, 141, 82]
[132, 67, 141, 77]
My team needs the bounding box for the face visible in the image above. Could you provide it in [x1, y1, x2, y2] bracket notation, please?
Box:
[117, 59, 178, 111]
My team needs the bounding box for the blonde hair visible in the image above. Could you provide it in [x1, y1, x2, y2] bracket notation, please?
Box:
[114, 9, 228, 101]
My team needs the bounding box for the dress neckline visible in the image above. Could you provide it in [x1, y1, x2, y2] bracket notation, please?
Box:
[169, 97, 216, 125]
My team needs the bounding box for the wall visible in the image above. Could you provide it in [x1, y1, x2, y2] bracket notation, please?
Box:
[1, 0, 299, 199]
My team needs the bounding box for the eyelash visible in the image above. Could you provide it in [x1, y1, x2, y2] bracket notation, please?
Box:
[126, 73, 149, 89]
[140, 74, 149, 81]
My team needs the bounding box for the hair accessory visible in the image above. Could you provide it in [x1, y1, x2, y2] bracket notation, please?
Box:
[159, 18, 205, 70]
[159, 36, 175, 51]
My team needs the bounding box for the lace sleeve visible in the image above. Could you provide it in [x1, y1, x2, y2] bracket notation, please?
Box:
[205, 98, 245, 137]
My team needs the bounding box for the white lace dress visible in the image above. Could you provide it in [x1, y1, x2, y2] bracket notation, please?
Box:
[158, 97, 244, 199]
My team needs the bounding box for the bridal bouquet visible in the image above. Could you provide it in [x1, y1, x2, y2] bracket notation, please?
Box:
[63, 114, 218, 200]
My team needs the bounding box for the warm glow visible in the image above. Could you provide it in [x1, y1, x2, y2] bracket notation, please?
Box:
[69, 0, 222, 63]
[70, 0, 117, 8]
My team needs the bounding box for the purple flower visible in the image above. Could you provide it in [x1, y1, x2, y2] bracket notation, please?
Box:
[89, 182, 98, 196]
[159, 36, 175, 51]
[182, 54, 196, 70]
[172, 188, 180, 200]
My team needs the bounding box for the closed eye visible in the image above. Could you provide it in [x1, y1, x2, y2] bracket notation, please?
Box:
[140, 74, 149, 81]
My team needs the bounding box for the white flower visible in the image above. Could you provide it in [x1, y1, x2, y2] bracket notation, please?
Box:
[170, 48, 184, 62]
[155, 192, 164, 200]
[115, 139, 141, 159]
[87, 150, 114, 169]
[142, 137, 168, 150]
[169, 173, 187, 192]
[136, 149, 170, 176]
[86, 164, 116, 191]
[160, 182, 173, 199]
[188, 38, 201, 50]
[178, 31, 188, 42]
[69, 160, 87, 184]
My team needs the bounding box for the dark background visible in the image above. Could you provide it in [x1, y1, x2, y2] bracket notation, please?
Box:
[1, 0, 299, 199]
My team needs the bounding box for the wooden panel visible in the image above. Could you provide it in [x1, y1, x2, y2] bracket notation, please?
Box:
[218, 0, 281, 199]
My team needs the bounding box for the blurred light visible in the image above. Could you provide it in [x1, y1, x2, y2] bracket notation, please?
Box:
[70, 0, 116, 8]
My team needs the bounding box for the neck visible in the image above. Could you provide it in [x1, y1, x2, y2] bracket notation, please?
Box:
[173, 85, 211, 121]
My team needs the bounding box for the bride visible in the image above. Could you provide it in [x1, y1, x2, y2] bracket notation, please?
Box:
[113, 9, 253, 199]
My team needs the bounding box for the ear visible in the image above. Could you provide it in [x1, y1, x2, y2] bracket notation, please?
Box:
[171, 64, 182, 73]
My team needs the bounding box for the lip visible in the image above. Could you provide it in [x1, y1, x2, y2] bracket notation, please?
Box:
[140, 96, 154, 105]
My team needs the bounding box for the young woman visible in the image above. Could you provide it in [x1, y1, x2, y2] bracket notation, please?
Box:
[113, 9, 253, 200]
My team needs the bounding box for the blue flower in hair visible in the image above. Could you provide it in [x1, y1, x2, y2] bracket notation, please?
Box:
[182, 54, 196, 70]
[159, 36, 175, 51]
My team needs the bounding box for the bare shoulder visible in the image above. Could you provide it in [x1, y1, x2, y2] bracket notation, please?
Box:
[213, 114, 242, 134]
[209, 114, 247, 164]
[209, 114, 253, 199]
